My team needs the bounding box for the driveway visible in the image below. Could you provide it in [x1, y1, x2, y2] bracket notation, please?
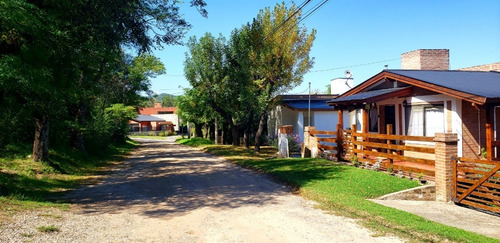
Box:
[0, 138, 401, 242]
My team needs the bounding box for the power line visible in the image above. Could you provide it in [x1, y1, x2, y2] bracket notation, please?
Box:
[310, 58, 401, 73]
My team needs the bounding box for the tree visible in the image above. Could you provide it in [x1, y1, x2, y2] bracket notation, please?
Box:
[248, 3, 316, 152]
[161, 94, 177, 107]
[0, 0, 207, 161]
[104, 104, 137, 143]
[176, 88, 215, 137]
[184, 33, 246, 144]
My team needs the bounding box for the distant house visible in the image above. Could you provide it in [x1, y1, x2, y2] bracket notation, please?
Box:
[129, 102, 180, 132]
[268, 75, 354, 142]
[327, 49, 500, 159]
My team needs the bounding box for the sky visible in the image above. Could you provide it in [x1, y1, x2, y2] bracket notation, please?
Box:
[149, 0, 500, 96]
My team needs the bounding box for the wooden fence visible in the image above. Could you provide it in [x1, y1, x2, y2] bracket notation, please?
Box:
[452, 157, 500, 214]
[307, 124, 436, 176]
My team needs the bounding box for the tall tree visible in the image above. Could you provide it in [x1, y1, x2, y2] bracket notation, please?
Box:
[248, 3, 316, 152]
[184, 33, 245, 145]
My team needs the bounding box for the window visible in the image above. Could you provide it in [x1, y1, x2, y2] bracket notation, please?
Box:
[369, 107, 378, 132]
[405, 105, 444, 136]
[158, 111, 173, 114]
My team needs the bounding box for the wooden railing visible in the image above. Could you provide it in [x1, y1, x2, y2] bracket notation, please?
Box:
[351, 124, 436, 176]
[453, 157, 500, 214]
[307, 124, 436, 176]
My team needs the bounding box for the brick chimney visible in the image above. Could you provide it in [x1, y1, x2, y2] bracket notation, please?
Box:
[154, 102, 162, 108]
[401, 49, 449, 70]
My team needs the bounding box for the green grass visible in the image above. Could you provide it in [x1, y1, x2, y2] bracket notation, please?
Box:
[176, 137, 214, 147]
[36, 225, 59, 233]
[0, 139, 138, 219]
[129, 135, 170, 140]
[186, 143, 498, 243]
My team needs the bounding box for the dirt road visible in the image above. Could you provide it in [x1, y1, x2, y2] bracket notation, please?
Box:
[1, 138, 401, 242]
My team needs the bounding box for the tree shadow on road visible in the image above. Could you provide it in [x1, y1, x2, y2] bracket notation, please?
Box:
[62, 140, 290, 219]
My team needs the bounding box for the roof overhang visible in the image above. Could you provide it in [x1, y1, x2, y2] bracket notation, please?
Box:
[328, 87, 413, 107]
[338, 70, 488, 105]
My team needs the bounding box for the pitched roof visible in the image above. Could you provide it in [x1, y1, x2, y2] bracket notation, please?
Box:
[337, 70, 500, 104]
[387, 70, 500, 99]
[132, 115, 166, 122]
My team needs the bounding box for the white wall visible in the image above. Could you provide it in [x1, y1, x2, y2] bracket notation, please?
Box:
[313, 111, 338, 131]
[151, 114, 180, 131]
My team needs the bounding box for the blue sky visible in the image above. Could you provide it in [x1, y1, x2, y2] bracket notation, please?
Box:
[149, 0, 500, 96]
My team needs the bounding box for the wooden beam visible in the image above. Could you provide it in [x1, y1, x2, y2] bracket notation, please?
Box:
[362, 107, 368, 134]
[486, 105, 494, 160]
[338, 109, 343, 129]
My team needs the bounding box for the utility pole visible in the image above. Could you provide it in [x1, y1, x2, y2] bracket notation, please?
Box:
[308, 82, 311, 126]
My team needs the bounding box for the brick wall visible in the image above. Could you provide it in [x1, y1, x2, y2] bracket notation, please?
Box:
[434, 133, 458, 202]
[461, 100, 486, 159]
[401, 49, 449, 70]
[458, 62, 500, 71]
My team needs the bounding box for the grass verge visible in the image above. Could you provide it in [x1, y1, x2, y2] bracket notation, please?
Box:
[176, 137, 214, 147]
[129, 135, 170, 140]
[178, 139, 498, 243]
[0, 139, 138, 220]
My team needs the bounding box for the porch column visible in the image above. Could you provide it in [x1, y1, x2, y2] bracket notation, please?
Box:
[434, 133, 458, 202]
[338, 109, 343, 129]
[485, 105, 493, 160]
[362, 107, 368, 134]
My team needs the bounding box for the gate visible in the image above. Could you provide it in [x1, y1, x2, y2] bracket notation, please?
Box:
[452, 157, 500, 214]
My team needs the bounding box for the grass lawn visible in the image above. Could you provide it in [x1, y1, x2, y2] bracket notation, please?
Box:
[129, 135, 170, 140]
[0, 140, 138, 221]
[176, 137, 214, 147]
[180, 139, 498, 243]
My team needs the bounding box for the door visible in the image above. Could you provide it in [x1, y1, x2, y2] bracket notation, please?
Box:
[385, 105, 396, 134]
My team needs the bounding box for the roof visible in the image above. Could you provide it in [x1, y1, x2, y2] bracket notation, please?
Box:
[387, 70, 500, 99]
[283, 100, 334, 110]
[138, 107, 177, 115]
[337, 70, 500, 105]
[275, 94, 338, 111]
[132, 115, 166, 122]
[328, 87, 411, 105]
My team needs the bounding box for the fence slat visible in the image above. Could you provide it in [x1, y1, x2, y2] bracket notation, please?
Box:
[352, 132, 435, 142]
[352, 149, 435, 165]
[352, 140, 435, 153]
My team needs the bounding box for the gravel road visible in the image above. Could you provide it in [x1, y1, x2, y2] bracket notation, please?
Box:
[0, 137, 401, 242]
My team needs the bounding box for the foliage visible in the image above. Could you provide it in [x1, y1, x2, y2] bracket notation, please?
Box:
[179, 3, 315, 148]
[161, 94, 177, 107]
[350, 154, 359, 167]
[104, 104, 137, 143]
[0, 0, 206, 161]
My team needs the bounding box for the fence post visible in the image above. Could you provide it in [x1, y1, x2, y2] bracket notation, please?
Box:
[336, 124, 343, 161]
[302, 126, 317, 158]
[386, 124, 393, 164]
[351, 124, 357, 160]
[434, 133, 458, 202]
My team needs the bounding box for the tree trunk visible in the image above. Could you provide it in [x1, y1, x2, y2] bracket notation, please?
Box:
[254, 111, 267, 153]
[231, 124, 240, 146]
[244, 109, 254, 149]
[209, 122, 215, 141]
[194, 123, 203, 138]
[69, 102, 87, 154]
[214, 118, 219, 145]
[33, 113, 50, 162]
